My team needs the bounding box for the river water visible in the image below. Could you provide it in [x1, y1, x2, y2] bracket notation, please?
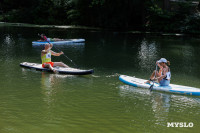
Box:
[0, 25, 200, 133]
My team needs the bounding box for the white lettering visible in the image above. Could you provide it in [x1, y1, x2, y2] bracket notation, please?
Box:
[183, 122, 188, 127]
[179, 122, 183, 127]
[174, 122, 179, 127]
[188, 122, 194, 127]
[167, 122, 193, 127]
[167, 122, 174, 127]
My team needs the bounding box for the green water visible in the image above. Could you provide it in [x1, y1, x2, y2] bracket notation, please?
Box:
[0, 25, 200, 133]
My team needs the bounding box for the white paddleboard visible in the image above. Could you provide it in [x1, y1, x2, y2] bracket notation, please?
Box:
[119, 75, 200, 96]
[20, 62, 93, 75]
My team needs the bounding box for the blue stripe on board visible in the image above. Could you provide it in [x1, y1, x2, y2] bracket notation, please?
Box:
[119, 76, 137, 87]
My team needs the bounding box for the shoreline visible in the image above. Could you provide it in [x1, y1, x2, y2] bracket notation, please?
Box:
[0, 22, 102, 30]
[1, 22, 199, 37]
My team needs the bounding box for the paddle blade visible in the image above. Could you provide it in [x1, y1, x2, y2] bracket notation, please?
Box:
[149, 84, 154, 92]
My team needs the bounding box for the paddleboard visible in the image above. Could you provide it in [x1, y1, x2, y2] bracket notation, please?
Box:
[119, 75, 200, 96]
[20, 62, 93, 75]
[32, 39, 85, 45]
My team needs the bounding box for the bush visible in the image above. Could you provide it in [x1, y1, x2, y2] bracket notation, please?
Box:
[180, 13, 200, 33]
[145, 1, 200, 33]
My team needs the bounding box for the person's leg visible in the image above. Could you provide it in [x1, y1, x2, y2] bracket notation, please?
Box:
[149, 70, 160, 80]
[160, 79, 170, 86]
[53, 38, 63, 41]
[44, 63, 57, 73]
[145, 70, 159, 84]
[53, 62, 69, 68]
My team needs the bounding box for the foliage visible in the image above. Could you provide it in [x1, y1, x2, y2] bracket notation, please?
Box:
[1, 0, 200, 33]
[0, 0, 68, 25]
[145, 3, 178, 32]
[145, 0, 200, 33]
[180, 13, 200, 33]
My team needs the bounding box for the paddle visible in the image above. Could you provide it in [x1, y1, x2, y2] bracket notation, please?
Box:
[38, 33, 78, 68]
[53, 46, 78, 68]
[149, 64, 157, 92]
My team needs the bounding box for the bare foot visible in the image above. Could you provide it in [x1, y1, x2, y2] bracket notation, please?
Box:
[52, 68, 57, 74]
[145, 80, 151, 84]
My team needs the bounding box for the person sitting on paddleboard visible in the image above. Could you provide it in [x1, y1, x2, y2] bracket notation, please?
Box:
[41, 43, 69, 73]
[146, 58, 171, 86]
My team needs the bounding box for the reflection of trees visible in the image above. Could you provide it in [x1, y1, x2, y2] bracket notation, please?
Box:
[164, 39, 200, 82]
[137, 38, 160, 72]
[1, 33, 29, 63]
[1, 34, 15, 61]
[181, 44, 194, 73]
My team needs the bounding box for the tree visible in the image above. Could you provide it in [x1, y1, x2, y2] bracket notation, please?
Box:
[163, 0, 170, 11]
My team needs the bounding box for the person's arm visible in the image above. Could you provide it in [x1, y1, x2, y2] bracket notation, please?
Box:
[158, 67, 163, 76]
[49, 43, 53, 49]
[157, 68, 167, 81]
[51, 51, 64, 56]
[156, 62, 163, 76]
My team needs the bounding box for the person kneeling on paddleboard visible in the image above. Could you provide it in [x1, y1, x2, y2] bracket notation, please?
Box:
[39, 34, 49, 42]
[39, 34, 63, 42]
[41, 43, 69, 73]
[146, 58, 171, 86]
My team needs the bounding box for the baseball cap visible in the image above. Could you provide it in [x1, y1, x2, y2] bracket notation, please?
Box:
[157, 58, 167, 63]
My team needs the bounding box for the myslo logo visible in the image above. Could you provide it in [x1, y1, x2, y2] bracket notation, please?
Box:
[167, 122, 193, 127]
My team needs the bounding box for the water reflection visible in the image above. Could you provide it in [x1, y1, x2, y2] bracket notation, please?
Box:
[40, 73, 73, 106]
[39, 72, 94, 107]
[151, 93, 171, 126]
[137, 39, 160, 72]
[119, 85, 200, 126]
[1, 34, 15, 62]
[0, 33, 30, 64]
[181, 44, 195, 72]
[1, 26, 200, 132]
[4, 34, 15, 45]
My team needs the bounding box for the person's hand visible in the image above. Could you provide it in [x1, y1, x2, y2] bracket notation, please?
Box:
[156, 62, 162, 68]
[152, 77, 157, 80]
[159, 65, 163, 70]
[60, 51, 64, 55]
[156, 61, 159, 65]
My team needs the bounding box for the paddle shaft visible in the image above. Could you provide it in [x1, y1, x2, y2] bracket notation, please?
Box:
[149, 64, 157, 91]
[154, 65, 157, 80]
[53, 46, 78, 68]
